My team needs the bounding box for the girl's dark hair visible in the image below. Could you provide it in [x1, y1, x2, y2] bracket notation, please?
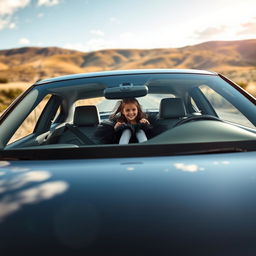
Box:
[110, 98, 146, 123]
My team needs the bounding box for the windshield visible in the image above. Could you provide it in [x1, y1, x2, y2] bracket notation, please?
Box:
[73, 74, 256, 128]
[0, 72, 256, 159]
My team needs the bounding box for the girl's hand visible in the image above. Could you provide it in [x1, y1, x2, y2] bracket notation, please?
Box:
[114, 121, 124, 129]
[140, 118, 150, 124]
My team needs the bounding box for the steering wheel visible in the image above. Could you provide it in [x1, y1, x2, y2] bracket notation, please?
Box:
[173, 115, 223, 128]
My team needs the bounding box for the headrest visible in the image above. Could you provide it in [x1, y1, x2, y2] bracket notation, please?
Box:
[159, 98, 186, 119]
[74, 105, 100, 126]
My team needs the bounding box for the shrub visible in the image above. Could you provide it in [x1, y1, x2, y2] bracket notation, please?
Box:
[1, 88, 23, 99]
[236, 81, 248, 89]
[0, 77, 8, 83]
[0, 88, 23, 113]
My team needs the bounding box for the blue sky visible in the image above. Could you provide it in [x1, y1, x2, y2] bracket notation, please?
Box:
[0, 0, 255, 52]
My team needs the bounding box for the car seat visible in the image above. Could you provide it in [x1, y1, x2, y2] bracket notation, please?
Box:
[58, 105, 100, 145]
[158, 98, 187, 129]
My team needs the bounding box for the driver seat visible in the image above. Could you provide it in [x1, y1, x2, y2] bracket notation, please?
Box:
[158, 98, 187, 129]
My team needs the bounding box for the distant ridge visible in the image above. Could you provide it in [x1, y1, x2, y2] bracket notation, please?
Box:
[0, 39, 255, 83]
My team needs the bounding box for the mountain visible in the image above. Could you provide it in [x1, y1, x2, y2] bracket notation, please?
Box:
[0, 39, 255, 83]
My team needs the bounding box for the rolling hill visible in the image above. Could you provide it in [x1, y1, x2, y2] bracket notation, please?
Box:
[0, 39, 255, 84]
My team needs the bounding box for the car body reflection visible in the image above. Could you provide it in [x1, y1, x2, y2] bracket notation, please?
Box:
[0, 165, 69, 221]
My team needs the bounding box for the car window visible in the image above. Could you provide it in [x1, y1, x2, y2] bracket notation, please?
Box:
[76, 97, 104, 107]
[8, 94, 55, 144]
[75, 94, 176, 116]
[1, 73, 256, 155]
[138, 94, 176, 111]
[199, 85, 255, 128]
[52, 105, 61, 123]
[190, 97, 201, 113]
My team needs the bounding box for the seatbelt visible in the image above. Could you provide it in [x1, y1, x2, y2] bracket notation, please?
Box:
[65, 124, 95, 145]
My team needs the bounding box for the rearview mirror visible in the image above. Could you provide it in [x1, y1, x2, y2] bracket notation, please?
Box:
[104, 83, 148, 99]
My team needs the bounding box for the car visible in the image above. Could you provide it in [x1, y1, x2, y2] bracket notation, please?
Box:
[0, 69, 256, 255]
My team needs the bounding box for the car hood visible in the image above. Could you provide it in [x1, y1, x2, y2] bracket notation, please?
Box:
[0, 152, 256, 255]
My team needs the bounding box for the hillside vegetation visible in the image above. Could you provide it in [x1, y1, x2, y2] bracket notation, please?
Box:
[0, 39, 255, 112]
[0, 39, 255, 84]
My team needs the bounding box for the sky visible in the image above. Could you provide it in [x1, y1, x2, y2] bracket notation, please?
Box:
[0, 0, 256, 52]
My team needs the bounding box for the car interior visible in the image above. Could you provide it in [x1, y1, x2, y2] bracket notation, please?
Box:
[45, 97, 189, 146]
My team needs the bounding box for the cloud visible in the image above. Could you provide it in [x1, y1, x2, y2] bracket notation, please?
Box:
[90, 29, 105, 37]
[63, 38, 115, 52]
[62, 42, 87, 52]
[63, 31, 155, 52]
[19, 37, 30, 45]
[9, 22, 16, 29]
[64, 32, 142, 52]
[0, 0, 31, 16]
[0, 0, 31, 30]
[0, 0, 60, 31]
[237, 17, 256, 35]
[194, 26, 227, 40]
[0, 17, 15, 30]
[37, 0, 60, 7]
[0, 18, 9, 30]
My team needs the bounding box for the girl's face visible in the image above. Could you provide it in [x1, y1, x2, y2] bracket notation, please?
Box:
[121, 103, 138, 123]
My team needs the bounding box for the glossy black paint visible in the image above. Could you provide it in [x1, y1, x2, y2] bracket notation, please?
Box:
[0, 153, 256, 255]
[0, 69, 256, 256]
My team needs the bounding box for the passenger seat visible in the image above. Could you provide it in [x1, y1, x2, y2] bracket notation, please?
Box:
[58, 105, 100, 145]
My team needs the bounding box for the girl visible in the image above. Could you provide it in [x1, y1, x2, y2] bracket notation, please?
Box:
[95, 98, 153, 144]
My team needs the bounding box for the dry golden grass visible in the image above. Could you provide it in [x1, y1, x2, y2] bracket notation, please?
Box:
[0, 63, 8, 70]
[8, 97, 49, 143]
[0, 81, 31, 90]
[246, 82, 256, 96]
[1, 40, 256, 83]
[76, 97, 104, 106]
[41, 54, 85, 73]
[0, 41, 255, 113]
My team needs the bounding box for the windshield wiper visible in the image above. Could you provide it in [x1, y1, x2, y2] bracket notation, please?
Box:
[184, 147, 247, 155]
[0, 141, 255, 161]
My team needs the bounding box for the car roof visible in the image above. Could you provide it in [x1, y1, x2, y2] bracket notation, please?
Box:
[35, 69, 217, 86]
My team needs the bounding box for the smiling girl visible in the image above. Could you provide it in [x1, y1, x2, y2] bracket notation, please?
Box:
[96, 98, 153, 144]
[111, 98, 150, 144]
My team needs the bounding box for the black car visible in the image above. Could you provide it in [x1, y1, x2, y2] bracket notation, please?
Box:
[0, 69, 256, 255]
